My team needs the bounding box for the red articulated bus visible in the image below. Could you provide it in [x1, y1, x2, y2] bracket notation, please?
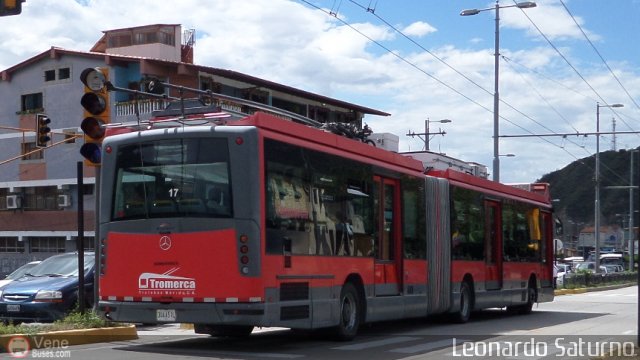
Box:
[97, 110, 554, 340]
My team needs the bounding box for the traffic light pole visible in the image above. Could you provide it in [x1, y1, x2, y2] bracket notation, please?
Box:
[77, 162, 85, 314]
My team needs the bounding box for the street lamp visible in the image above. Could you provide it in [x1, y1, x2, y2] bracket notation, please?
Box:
[425, 119, 452, 151]
[499, 153, 516, 157]
[595, 102, 624, 273]
[461, 1, 537, 182]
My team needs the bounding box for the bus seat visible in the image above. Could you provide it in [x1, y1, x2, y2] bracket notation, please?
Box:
[150, 199, 177, 215]
[178, 198, 206, 213]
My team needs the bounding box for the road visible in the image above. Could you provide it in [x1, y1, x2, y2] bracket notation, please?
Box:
[2, 286, 637, 360]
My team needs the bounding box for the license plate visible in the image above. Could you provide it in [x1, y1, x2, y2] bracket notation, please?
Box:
[7, 304, 20, 312]
[156, 309, 176, 322]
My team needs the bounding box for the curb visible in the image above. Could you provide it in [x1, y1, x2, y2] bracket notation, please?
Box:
[554, 282, 635, 296]
[0, 325, 138, 351]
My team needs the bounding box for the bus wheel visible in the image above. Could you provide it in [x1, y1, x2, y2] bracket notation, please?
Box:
[453, 281, 472, 323]
[194, 324, 254, 337]
[335, 282, 360, 341]
[507, 284, 536, 315]
[519, 285, 537, 314]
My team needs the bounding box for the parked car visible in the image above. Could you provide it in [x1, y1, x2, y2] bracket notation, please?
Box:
[603, 264, 624, 273]
[0, 261, 41, 289]
[554, 263, 573, 287]
[575, 261, 608, 274]
[0, 253, 94, 323]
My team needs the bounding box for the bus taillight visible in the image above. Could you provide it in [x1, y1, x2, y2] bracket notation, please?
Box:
[99, 237, 107, 275]
[239, 234, 250, 274]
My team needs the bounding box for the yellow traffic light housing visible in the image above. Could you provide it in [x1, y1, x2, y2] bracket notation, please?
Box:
[35, 113, 51, 148]
[0, 0, 23, 17]
[79, 67, 110, 165]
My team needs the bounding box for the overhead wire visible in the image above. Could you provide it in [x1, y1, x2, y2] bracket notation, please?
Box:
[515, 1, 636, 134]
[559, 0, 640, 115]
[298, 0, 633, 184]
[342, 0, 587, 161]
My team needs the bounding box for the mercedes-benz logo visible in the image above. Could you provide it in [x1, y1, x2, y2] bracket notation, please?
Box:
[159, 236, 172, 251]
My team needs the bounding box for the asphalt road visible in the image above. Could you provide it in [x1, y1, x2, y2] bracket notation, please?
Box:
[2, 286, 637, 360]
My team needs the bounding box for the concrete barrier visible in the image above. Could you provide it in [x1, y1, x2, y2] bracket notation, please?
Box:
[0, 325, 138, 353]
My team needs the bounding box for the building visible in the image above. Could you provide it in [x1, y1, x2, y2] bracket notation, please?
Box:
[0, 24, 388, 276]
[577, 225, 625, 255]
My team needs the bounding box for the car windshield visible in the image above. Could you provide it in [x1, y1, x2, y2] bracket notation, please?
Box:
[5, 262, 40, 280]
[576, 262, 594, 271]
[27, 255, 94, 277]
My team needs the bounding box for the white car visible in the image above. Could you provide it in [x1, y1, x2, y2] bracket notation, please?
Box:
[554, 264, 572, 287]
[0, 261, 41, 288]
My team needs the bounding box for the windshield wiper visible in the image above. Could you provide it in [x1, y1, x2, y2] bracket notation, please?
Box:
[42, 273, 65, 277]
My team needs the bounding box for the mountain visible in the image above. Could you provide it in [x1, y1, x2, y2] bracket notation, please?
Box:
[538, 147, 640, 228]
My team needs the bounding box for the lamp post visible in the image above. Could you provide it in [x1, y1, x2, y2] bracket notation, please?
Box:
[595, 102, 624, 273]
[425, 119, 452, 151]
[461, 1, 536, 183]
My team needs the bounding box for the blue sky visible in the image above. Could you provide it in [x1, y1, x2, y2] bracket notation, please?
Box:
[1, 0, 638, 183]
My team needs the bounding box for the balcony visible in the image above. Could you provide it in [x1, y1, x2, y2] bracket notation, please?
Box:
[114, 99, 170, 121]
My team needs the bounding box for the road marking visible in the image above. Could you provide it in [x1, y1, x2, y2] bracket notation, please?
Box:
[390, 338, 464, 354]
[332, 336, 420, 350]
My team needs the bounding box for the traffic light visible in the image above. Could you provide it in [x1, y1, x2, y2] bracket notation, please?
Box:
[35, 113, 51, 148]
[79, 67, 110, 165]
[0, 0, 23, 17]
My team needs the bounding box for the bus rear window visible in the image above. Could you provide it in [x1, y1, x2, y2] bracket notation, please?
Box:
[111, 138, 232, 220]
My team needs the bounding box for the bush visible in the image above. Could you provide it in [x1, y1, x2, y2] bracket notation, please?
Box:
[0, 310, 116, 335]
[52, 310, 113, 330]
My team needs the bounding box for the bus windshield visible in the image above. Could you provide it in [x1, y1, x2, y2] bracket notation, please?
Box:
[111, 137, 232, 220]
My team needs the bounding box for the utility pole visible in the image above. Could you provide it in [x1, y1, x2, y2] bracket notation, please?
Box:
[406, 118, 452, 151]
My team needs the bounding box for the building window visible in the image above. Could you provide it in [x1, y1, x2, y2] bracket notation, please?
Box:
[21, 142, 44, 160]
[44, 69, 56, 82]
[0, 188, 7, 210]
[21, 93, 43, 112]
[23, 186, 59, 210]
[28, 237, 66, 253]
[58, 67, 70, 80]
[83, 184, 95, 195]
[0, 237, 24, 253]
[72, 236, 95, 250]
[63, 129, 77, 144]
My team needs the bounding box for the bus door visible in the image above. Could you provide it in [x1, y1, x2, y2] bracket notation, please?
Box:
[485, 200, 502, 290]
[373, 176, 401, 296]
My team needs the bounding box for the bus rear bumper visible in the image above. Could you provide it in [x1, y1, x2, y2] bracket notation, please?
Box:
[98, 300, 272, 327]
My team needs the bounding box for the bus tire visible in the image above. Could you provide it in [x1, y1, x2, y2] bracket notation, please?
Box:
[194, 324, 254, 337]
[335, 282, 360, 341]
[519, 284, 537, 315]
[453, 281, 472, 323]
[507, 283, 536, 315]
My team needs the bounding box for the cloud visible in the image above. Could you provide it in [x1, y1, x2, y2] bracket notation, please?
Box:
[402, 21, 437, 37]
[0, 0, 637, 184]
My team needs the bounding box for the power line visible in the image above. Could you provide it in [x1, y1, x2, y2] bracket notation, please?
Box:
[559, 0, 640, 115]
[515, 1, 635, 134]
[341, 0, 587, 160]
